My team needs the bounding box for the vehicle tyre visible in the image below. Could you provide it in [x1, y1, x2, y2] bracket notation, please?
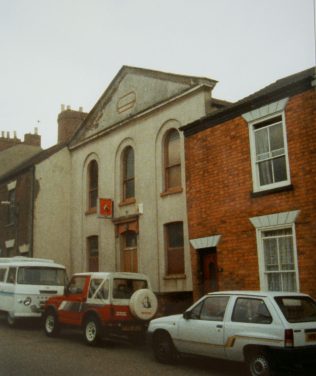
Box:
[44, 310, 60, 337]
[248, 352, 271, 376]
[7, 312, 16, 327]
[84, 316, 101, 346]
[129, 289, 158, 321]
[153, 331, 177, 364]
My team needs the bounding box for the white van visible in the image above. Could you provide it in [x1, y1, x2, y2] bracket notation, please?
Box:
[0, 257, 67, 326]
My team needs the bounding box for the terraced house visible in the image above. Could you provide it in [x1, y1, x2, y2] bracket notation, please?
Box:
[182, 67, 316, 300]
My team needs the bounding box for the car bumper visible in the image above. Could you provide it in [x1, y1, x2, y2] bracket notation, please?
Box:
[270, 346, 316, 367]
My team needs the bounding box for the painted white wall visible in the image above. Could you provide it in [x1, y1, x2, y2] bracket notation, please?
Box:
[33, 147, 72, 271]
[70, 87, 210, 293]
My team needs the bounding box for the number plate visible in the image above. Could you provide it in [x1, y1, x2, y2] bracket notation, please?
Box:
[306, 332, 316, 342]
[122, 325, 142, 332]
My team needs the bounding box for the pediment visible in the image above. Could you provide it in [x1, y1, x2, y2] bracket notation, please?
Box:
[71, 66, 216, 146]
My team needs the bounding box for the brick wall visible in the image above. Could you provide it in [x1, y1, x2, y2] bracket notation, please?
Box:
[57, 109, 87, 144]
[0, 170, 34, 257]
[185, 89, 316, 299]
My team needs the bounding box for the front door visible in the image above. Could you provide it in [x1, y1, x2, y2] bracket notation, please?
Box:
[201, 252, 218, 294]
[121, 231, 138, 272]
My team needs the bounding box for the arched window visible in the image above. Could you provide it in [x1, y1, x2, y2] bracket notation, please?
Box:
[122, 146, 135, 201]
[164, 129, 181, 191]
[88, 160, 98, 210]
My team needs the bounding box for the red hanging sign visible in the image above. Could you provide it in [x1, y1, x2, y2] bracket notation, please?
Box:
[98, 198, 113, 218]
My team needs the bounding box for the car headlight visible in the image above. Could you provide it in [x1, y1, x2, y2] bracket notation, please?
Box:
[23, 297, 32, 306]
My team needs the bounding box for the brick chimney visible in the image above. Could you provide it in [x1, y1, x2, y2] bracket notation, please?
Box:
[57, 105, 87, 144]
[24, 128, 41, 147]
[0, 129, 42, 152]
[0, 131, 21, 152]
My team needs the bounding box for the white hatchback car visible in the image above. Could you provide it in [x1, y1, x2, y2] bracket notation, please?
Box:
[148, 291, 316, 375]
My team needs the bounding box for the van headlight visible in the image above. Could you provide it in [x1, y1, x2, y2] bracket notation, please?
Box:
[23, 297, 32, 306]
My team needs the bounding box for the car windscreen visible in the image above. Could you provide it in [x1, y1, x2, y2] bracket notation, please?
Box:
[275, 296, 316, 323]
[112, 278, 147, 299]
[17, 267, 66, 286]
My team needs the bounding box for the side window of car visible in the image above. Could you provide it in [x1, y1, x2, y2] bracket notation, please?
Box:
[88, 278, 109, 300]
[232, 298, 272, 324]
[199, 296, 229, 321]
[190, 301, 204, 319]
[67, 276, 86, 294]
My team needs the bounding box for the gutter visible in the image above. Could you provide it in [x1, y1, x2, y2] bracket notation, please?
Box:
[181, 74, 313, 137]
[30, 165, 35, 258]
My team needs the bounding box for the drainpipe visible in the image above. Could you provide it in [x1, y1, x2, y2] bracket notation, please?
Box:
[30, 165, 35, 258]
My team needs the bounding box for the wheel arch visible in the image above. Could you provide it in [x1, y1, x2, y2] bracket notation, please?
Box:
[82, 309, 102, 328]
[44, 304, 58, 315]
[152, 328, 173, 342]
[243, 344, 271, 361]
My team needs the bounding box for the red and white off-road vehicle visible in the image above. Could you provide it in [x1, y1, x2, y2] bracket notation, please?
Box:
[43, 272, 158, 345]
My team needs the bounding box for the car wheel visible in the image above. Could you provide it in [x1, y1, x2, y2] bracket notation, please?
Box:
[84, 316, 101, 346]
[153, 331, 177, 364]
[44, 310, 60, 337]
[248, 352, 271, 376]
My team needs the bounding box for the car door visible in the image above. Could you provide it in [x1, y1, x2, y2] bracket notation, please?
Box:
[58, 276, 88, 325]
[177, 295, 230, 359]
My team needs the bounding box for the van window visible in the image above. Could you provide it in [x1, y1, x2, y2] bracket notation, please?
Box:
[0, 268, 7, 282]
[17, 267, 66, 286]
[7, 268, 16, 284]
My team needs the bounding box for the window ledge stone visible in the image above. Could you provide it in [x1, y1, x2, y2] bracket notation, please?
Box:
[160, 187, 183, 197]
[163, 274, 186, 280]
[251, 184, 294, 198]
[119, 198, 136, 207]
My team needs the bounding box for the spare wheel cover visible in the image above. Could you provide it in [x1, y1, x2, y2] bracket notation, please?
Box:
[129, 289, 158, 320]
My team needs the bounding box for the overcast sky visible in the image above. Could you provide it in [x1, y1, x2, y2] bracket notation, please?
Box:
[0, 0, 315, 148]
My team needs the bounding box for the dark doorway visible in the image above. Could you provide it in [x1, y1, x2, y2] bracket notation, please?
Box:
[199, 248, 218, 295]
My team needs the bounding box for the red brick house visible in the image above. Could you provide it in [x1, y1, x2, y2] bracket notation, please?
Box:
[182, 67, 316, 300]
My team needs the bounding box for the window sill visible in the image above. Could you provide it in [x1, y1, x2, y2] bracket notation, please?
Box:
[163, 274, 186, 280]
[119, 197, 136, 207]
[251, 184, 294, 198]
[160, 187, 183, 197]
[85, 208, 97, 215]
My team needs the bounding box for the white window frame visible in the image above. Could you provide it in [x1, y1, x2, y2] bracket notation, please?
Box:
[250, 210, 300, 292]
[257, 224, 299, 292]
[243, 98, 291, 193]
